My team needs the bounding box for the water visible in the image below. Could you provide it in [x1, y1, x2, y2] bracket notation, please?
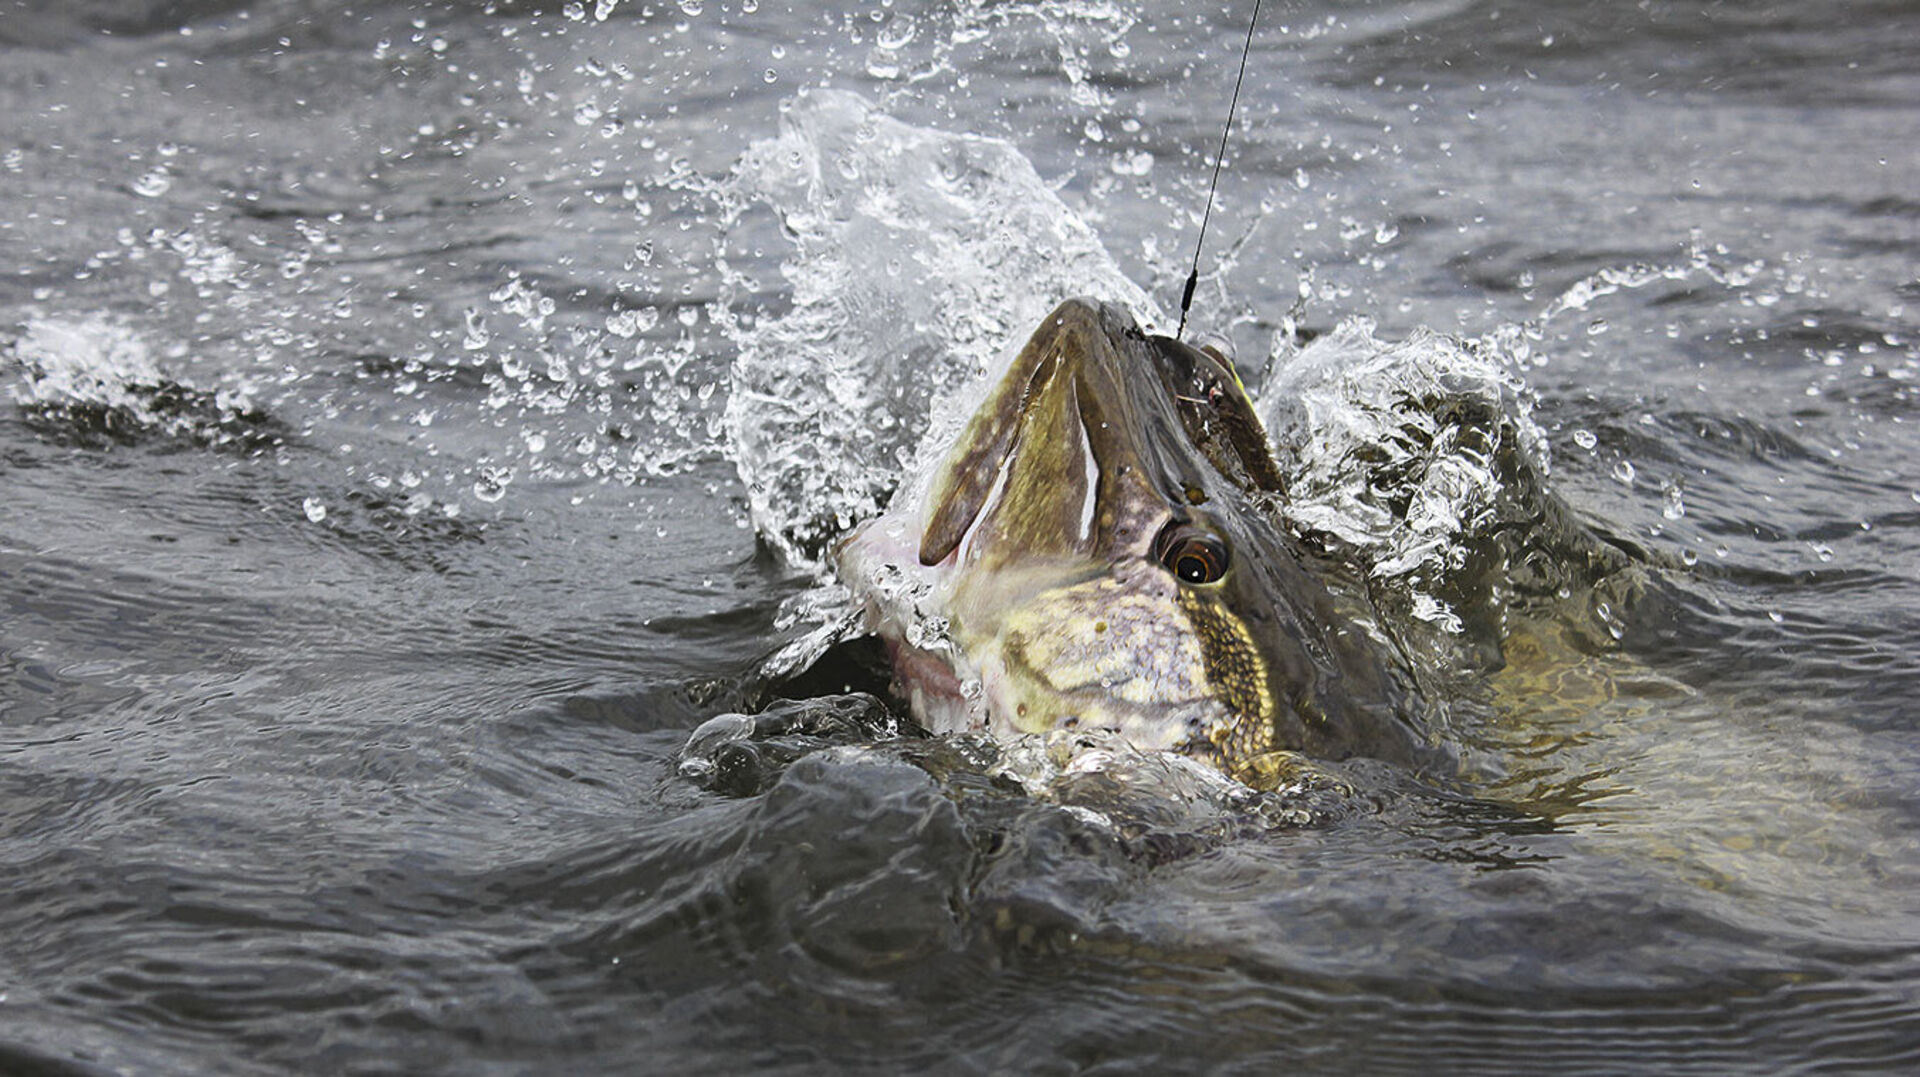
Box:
[4, 1, 1918, 1072]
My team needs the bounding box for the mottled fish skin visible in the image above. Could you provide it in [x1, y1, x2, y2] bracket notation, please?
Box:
[840, 298, 1439, 779]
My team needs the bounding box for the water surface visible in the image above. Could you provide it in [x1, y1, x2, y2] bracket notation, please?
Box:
[3, 1, 1918, 1073]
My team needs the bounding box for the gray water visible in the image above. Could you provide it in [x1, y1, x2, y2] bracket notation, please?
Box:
[3, 1, 1919, 1073]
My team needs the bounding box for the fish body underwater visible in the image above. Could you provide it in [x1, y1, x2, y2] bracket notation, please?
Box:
[838, 299, 1443, 780]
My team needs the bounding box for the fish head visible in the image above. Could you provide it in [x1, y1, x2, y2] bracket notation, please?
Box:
[843, 298, 1431, 773]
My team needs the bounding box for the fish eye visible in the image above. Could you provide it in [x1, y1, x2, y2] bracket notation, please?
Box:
[1155, 524, 1230, 584]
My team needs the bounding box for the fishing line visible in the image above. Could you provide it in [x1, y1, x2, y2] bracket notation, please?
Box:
[1177, 0, 1263, 340]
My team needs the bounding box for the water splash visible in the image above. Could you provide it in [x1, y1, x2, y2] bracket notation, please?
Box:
[1530, 232, 1767, 328]
[1260, 320, 1554, 628]
[1256, 231, 1788, 628]
[717, 88, 1156, 568]
[441, 262, 727, 496]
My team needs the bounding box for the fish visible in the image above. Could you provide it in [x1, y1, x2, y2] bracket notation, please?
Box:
[837, 298, 1440, 781]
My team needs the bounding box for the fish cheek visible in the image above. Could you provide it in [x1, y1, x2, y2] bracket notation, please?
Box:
[991, 586, 1108, 733]
[994, 579, 1212, 737]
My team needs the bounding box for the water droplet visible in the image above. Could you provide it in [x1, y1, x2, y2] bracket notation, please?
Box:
[606, 307, 657, 338]
[463, 308, 490, 350]
[1594, 601, 1625, 640]
[1611, 459, 1636, 486]
[1571, 428, 1597, 450]
[1661, 481, 1685, 520]
[876, 15, 916, 49]
[302, 497, 328, 523]
[473, 466, 514, 503]
[131, 168, 172, 198]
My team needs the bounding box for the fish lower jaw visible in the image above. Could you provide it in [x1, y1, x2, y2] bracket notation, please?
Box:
[885, 636, 990, 735]
[908, 682, 985, 738]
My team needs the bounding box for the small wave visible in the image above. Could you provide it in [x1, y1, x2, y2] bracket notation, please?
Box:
[5, 316, 281, 451]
